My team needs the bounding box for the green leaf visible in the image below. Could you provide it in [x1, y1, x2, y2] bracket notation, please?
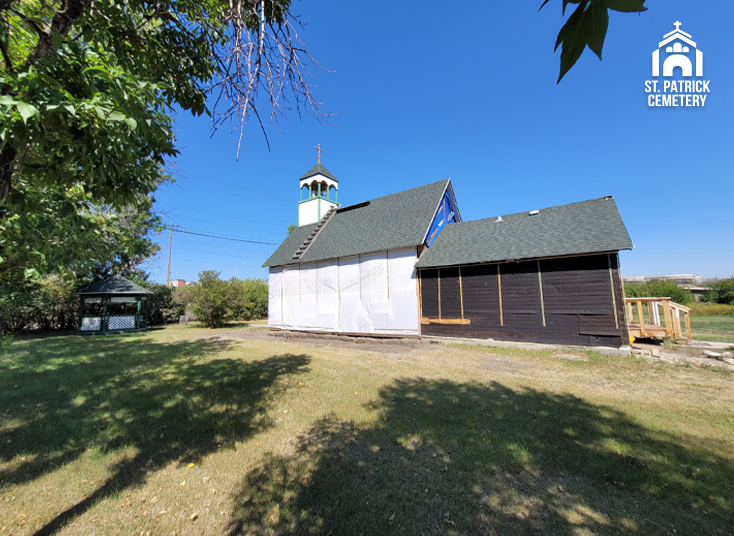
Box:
[556, 1, 589, 83]
[0, 96, 18, 106]
[108, 111, 126, 121]
[51, 27, 63, 50]
[601, 0, 647, 13]
[125, 117, 138, 130]
[16, 102, 40, 123]
[584, 3, 609, 60]
[562, 0, 584, 15]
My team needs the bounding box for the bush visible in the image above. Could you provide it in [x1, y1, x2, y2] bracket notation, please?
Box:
[624, 280, 693, 305]
[688, 302, 734, 316]
[188, 271, 230, 328]
[703, 278, 734, 305]
[182, 273, 268, 328]
[228, 278, 268, 321]
[1, 275, 78, 333]
[146, 284, 185, 325]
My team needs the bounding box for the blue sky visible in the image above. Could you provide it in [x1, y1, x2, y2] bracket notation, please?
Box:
[149, 1, 734, 283]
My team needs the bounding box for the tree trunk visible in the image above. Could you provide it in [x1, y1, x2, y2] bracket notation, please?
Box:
[0, 143, 16, 203]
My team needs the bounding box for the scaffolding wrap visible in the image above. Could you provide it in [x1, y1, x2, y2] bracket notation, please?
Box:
[268, 248, 418, 335]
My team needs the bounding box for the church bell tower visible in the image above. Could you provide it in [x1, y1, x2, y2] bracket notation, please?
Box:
[298, 144, 339, 226]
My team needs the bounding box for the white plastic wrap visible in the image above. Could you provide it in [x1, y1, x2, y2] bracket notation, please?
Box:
[268, 247, 418, 335]
[267, 267, 282, 327]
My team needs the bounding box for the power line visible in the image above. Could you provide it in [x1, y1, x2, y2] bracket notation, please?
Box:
[172, 237, 272, 255]
[171, 225, 280, 245]
[168, 170, 291, 208]
[171, 168, 292, 203]
[176, 246, 266, 259]
[155, 213, 286, 236]
[156, 201, 288, 228]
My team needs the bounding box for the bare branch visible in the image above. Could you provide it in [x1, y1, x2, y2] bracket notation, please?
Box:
[209, 0, 335, 158]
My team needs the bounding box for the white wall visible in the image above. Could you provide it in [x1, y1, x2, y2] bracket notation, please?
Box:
[298, 198, 337, 226]
[267, 247, 419, 335]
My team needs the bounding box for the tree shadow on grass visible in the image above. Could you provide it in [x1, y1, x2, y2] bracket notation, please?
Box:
[229, 379, 734, 536]
[0, 334, 310, 535]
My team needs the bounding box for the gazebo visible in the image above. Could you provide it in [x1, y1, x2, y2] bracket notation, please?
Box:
[76, 275, 153, 334]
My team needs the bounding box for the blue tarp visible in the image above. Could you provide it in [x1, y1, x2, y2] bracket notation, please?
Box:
[426, 192, 459, 247]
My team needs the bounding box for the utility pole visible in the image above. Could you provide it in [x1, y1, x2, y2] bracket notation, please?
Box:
[166, 221, 172, 286]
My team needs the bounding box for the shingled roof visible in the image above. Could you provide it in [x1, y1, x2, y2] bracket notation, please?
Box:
[76, 275, 153, 295]
[263, 179, 451, 268]
[415, 196, 633, 269]
[299, 163, 338, 182]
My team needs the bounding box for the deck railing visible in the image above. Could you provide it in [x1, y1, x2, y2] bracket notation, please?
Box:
[624, 297, 691, 343]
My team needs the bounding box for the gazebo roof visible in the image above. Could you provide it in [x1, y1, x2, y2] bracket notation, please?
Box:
[76, 275, 153, 295]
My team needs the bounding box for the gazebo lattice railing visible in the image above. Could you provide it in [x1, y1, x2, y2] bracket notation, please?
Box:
[76, 275, 152, 335]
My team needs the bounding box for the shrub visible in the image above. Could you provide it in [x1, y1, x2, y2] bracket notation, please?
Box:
[189, 271, 230, 328]
[688, 302, 734, 316]
[228, 278, 268, 320]
[624, 280, 693, 305]
[146, 284, 185, 325]
[703, 278, 734, 305]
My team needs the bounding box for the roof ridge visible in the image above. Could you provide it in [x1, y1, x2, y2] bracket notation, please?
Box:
[348, 178, 450, 207]
[461, 195, 617, 225]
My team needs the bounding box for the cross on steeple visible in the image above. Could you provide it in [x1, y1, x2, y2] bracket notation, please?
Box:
[674, 21, 681, 31]
[315, 144, 323, 164]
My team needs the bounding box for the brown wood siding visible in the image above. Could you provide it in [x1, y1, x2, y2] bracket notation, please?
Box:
[420, 254, 627, 348]
[421, 269, 439, 319]
[439, 267, 462, 319]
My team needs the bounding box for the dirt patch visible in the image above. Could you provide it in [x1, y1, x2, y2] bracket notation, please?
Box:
[210, 326, 427, 355]
[632, 340, 734, 370]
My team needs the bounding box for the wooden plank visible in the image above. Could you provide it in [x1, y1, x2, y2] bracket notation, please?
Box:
[537, 260, 546, 327]
[647, 301, 654, 327]
[421, 317, 471, 325]
[663, 299, 673, 337]
[417, 268, 422, 336]
[498, 265, 504, 326]
[459, 267, 464, 321]
[438, 268, 442, 322]
[684, 312, 692, 344]
[636, 300, 647, 337]
[608, 254, 619, 329]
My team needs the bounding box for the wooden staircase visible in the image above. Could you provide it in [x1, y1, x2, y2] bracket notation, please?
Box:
[625, 297, 692, 344]
[291, 206, 337, 262]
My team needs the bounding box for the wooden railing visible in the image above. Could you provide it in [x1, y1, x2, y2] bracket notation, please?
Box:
[624, 297, 691, 343]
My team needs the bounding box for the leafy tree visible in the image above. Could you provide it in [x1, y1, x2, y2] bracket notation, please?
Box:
[541, 0, 648, 82]
[287, 223, 297, 234]
[624, 280, 692, 305]
[229, 277, 268, 320]
[703, 278, 734, 306]
[189, 270, 230, 328]
[0, 0, 325, 341]
[0, 0, 327, 295]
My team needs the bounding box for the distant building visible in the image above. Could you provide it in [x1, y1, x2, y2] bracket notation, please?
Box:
[623, 274, 707, 300]
[166, 279, 187, 288]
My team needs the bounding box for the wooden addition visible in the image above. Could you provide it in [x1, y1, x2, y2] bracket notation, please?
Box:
[419, 253, 629, 348]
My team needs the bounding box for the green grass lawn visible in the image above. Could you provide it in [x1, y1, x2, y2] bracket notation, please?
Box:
[1, 325, 733, 535]
[690, 315, 734, 342]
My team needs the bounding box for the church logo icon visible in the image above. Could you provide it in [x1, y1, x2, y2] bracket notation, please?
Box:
[652, 21, 702, 77]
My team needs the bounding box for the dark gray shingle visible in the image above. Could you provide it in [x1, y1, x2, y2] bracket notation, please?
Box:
[415, 196, 633, 268]
[263, 179, 450, 267]
[299, 163, 338, 182]
[76, 275, 153, 295]
[262, 224, 317, 268]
